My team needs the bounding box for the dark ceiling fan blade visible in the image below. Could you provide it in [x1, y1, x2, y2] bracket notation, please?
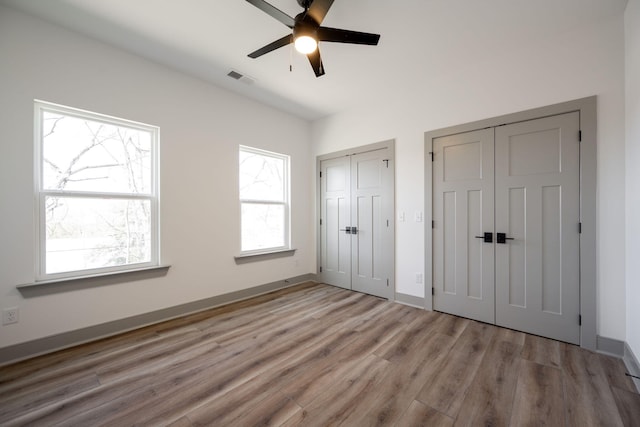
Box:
[307, 47, 325, 77]
[248, 34, 293, 58]
[306, 0, 335, 25]
[246, 0, 295, 28]
[318, 26, 380, 45]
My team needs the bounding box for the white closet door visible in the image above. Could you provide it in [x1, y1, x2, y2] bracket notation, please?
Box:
[320, 156, 351, 289]
[320, 147, 394, 300]
[433, 128, 495, 324]
[494, 112, 581, 344]
[351, 149, 393, 300]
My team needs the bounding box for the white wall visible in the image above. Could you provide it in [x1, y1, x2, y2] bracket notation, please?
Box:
[312, 13, 627, 340]
[0, 6, 313, 348]
[0, 3, 631, 350]
[625, 0, 640, 358]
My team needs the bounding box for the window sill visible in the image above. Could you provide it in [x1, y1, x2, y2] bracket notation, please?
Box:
[234, 249, 296, 264]
[17, 265, 171, 289]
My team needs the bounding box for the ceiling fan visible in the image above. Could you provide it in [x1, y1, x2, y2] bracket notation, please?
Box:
[246, 0, 380, 77]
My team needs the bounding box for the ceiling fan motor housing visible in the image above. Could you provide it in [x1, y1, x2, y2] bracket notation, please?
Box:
[293, 13, 319, 39]
[297, 0, 314, 9]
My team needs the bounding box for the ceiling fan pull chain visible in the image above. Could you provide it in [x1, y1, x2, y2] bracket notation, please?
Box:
[289, 43, 293, 72]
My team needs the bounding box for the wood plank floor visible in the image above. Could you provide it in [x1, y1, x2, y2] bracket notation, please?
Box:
[1, 282, 639, 426]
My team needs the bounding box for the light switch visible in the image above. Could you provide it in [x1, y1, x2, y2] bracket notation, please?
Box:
[398, 211, 405, 222]
[415, 211, 423, 222]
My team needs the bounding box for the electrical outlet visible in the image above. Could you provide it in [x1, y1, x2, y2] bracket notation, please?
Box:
[2, 307, 19, 325]
[416, 273, 423, 284]
[415, 211, 423, 222]
[398, 211, 405, 222]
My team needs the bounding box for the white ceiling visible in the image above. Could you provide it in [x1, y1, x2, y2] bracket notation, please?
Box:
[1, 0, 628, 120]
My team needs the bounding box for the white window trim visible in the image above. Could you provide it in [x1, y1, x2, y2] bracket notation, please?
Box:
[34, 100, 161, 281]
[239, 145, 291, 256]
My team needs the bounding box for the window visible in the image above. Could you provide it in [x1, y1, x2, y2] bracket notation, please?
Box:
[239, 146, 290, 254]
[35, 101, 159, 280]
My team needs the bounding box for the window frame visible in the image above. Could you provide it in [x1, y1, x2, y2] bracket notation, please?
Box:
[34, 100, 160, 281]
[239, 145, 291, 256]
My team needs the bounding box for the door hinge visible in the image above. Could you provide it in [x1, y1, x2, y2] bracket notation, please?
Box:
[579, 222, 582, 234]
[319, 266, 323, 273]
[383, 159, 389, 168]
[579, 314, 582, 325]
[320, 218, 323, 226]
[432, 287, 435, 296]
[320, 171, 322, 178]
[386, 219, 389, 227]
[386, 278, 389, 287]
[429, 152, 434, 162]
[432, 220, 435, 229]
[578, 130, 582, 142]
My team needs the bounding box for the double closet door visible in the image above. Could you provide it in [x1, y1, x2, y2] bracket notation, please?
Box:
[433, 112, 581, 344]
[319, 147, 394, 300]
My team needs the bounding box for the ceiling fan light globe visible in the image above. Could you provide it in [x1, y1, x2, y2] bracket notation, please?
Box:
[294, 35, 318, 54]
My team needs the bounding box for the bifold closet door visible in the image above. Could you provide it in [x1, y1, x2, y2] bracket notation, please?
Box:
[320, 148, 393, 299]
[432, 111, 581, 344]
[433, 128, 495, 324]
[350, 149, 393, 299]
[494, 112, 580, 344]
[320, 156, 351, 290]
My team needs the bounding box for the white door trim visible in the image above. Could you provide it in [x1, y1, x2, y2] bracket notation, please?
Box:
[316, 140, 396, 299]
[424, 96, 597, 350]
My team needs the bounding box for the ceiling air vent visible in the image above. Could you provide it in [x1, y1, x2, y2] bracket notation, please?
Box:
[227, 70, 256, 86]
[227, 70, 243, 80]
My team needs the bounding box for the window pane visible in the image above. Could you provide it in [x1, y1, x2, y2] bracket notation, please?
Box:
[241, 203, 285, 251]
[239, 150, 284, 202]
[42, 111, 151, 194]
[45, 197, 151, 274]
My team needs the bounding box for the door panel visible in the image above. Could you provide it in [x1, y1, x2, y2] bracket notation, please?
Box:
[467, 190, 483, 299]
[320, 156, 351, 289]
[433, 128, 495, 324]
[507, 187, 526, 307]
[541, 185, 562, 314]
[351, 149, 392, 299]
[495, 111, 580, 344]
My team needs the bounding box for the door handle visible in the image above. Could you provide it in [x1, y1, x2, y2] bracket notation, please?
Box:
[474, 232, 493, 243]
[351, 226, 358, 235]
[339, 226, 352, 234]
[496, 232, 515, 244]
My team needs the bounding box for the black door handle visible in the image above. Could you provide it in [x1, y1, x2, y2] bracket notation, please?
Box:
[339, 226, 352, 234]
[351, 226, 358, 235]
[496, 232, 515, 244]
[474, 232, 493, 243]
